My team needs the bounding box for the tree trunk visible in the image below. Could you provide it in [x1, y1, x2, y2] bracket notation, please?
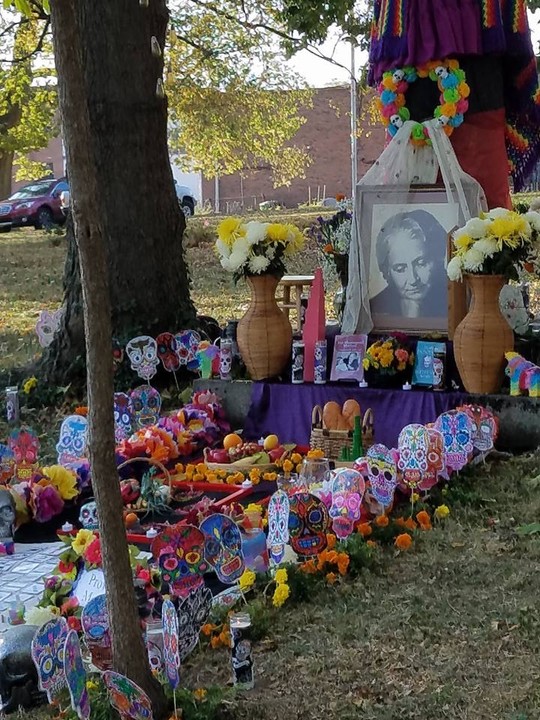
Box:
[42, 0, 196, 387]
[0, 151, 14, 199]
[49, 1, 173, 716]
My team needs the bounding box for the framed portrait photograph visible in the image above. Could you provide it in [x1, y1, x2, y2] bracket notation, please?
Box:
[359, 185, 470, 335]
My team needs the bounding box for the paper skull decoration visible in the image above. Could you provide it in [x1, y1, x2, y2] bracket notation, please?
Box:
[457, 405, 498, 458]
[156, 332, 181, 373]
[397, 424, 430, 489]
[288, 492, 330, 556]
[147, 641, 163, 677]
[0, 444, 14, 484]
[126, 335, 159, 381]
[79, 501, 99, 530]
[36, 308, 63, 348]
[175, 330, 201, 371]
[63, 631, 90, 720]
[81, 595, 111, 671]
[434, 410, 474, 472]
[56, 415, 88, 466]
[0, 488, 15, 546]
[360, 443, 398, 510]
[267, 490, 290, 564]
[329, 468, 364, 540]
[419, 428, 446, 490]
[31, 617, 69, 702]
[151, 525, 208, 597]
[113, 393, 132, 442]
[8, 428, 39, 481]
[161, 599, 180, 690]
[103, 671, 153, 720]
[177, 585, 213, 661]
[200, 513, 244, 584]
[129, 385, 161, 429]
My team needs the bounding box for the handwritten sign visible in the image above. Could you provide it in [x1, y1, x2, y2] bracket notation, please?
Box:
[73, 569, 105, 606]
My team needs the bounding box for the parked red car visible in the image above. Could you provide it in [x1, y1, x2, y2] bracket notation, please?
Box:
[0, 177, 69, 231]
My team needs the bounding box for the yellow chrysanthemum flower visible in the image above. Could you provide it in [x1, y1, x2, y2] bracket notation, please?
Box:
[454, 233, 474, 252]
[272, 582, 290, 608]
[72, 528, 96, 556]
[217, 217, 246, 248]
[274, 568, 288, 585]
[283, 225, 305, 255]
[434, 504, 450, 519]
[238, 569, 256, 592]
[266, 223, 289, 243]
[42, 465, 79, 500]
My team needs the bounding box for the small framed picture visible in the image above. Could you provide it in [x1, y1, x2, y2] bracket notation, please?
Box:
[330, 334, 368, 382]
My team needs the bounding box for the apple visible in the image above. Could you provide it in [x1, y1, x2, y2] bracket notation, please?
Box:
[207, 448, 230, 463]
[268, 446, 286, 462]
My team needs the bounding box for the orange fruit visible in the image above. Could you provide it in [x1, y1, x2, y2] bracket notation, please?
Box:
[223, 433, 242, 450]
[263, 434, 279, 451]
[124, 512, 138, 528]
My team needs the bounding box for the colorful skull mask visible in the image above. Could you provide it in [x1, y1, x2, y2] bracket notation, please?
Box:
[126, 335, 159, 381]
[419, 428, 446, 490]
[0, 444, 14, 484]
[434, 410, 474, 472]
[31, 617, 69, 702]
[113, 393, 132, 442]
[79, 501, 99, 530]
[56, 415, 88, 466]
[151, 525, 208, 597]
[36, 308, 63, 348]
[360, 443, 398, 509]
[103, 672, 153, 720]
[200, 514, 244, 584]
[267, 490, 290, 564]
[397, 424, 430, 489]
[329, 468, 364, 540]
[129, 385, 161, 429]
[288, 492, 330, 556]
[156, 332, 181, 373]
[8, 428, 39, 481]
[63, 630, 90, 720]
[457, 405, 498, 457]
[162, 599, 180, 689]
[81, 595, 110, 645]
[175, 330, 201, 371]
[177, 585, 213, 661]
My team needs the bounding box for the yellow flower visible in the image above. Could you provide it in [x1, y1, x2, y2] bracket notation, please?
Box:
[284, 225, 305, 255]
[217, 217, 246, 247]
[434, 504, 450, 520]
[86, 680, 99, 691]
[42, 465, 79, 500]
[72, 529, 95, 555]
[246, 503, 263, 515]
[291, 453, 302, 465]
[411, 492, 420, 504]
[307, 449, 324, 459]
[274, 568, 288, 585]
[238, 569, 256, 592]
[22, 376, 37, 394]
[282, 459, 294, 474]
[272, 583, 290, 608]
[454, 233, 474, 251]
[362, 358, 370, 370]
[266, 223, 289, 242]
[193, 688, 207, 702]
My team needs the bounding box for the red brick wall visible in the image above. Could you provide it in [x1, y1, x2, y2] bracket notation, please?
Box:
[201, 85, 386, 210]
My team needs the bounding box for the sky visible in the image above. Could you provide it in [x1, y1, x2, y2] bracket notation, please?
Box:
[288, 10, 540, 87]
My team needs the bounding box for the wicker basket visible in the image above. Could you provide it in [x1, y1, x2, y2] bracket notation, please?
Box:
[309, 405, 375, 461]
[117, 456, 171, 512]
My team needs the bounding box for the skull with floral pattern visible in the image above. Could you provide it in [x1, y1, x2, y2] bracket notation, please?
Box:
[329, 468, 364, 540]
[200, 514, 244, 584]
[126, 336, 159, 381]
[129, 385, 161, 430]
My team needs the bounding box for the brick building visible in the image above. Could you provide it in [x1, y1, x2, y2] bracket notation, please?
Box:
[201, 85, 386, 211]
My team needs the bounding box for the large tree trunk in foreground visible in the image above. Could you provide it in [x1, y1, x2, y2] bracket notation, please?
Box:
[49, 1, 174, 715]
[43, 0, 196, 387]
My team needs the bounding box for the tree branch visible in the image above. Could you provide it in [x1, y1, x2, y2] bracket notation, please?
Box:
[0, 17, 50, 63]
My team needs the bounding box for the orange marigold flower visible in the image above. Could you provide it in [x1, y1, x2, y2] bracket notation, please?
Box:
[192, 473, 205, 482]
[291, 452, 302, 465]
[325, 550, 338, 565]
[326, 572, 338, 585]
[395, 533, 413, 551]
[366, 540, 377, 548]
[174, 463, 185, 475]
[210, 635, 221, 649]
[307, 448, 324, 459]
[394, 517, 406, 528]
[337, 553, 350, 576]
[201, 623, 214, 636]
[74, 406, 88, 416]
[404, 517, 417, 531]
[375, 514, 389, 527]
[196, 462, 208, 473]
[416, 510, 432, 530]
[301, 559, 317, 574]
[296, 463, 303, 473]
[219, 630, 231, 646]
[326, 533, 337, 550]
[282, 459, 294, 474]
[358, 522, 373, 537]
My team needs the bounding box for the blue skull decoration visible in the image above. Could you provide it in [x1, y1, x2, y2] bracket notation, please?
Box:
[200, 514, 244, 584]
[56, 415, 88, 466]
[129, 385, 161, 430]
[113, 393, 132, 442]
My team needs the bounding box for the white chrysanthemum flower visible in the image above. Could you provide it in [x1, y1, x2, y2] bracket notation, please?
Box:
[248, 255, 270, 274]
[462, 247, 485, 272]
[245, 221, 268, 246]
[474, 238, 498, 258]
[228, 250, 249, 271]
[215, 238, 230, 258]
[486, 207, 509, 219]
[447, 255, 464, 281]
[463, 217, 488, 239]
[524, 211, 540, 233]
[231, 236, 250, 256]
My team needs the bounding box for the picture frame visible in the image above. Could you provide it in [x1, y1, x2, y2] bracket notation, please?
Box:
[358, 185, 470, 336]
[330, 334, 368, 382]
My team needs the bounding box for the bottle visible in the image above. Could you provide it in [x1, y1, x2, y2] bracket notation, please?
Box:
[7, 596, 25, 625]
[230, 612, 254, 689]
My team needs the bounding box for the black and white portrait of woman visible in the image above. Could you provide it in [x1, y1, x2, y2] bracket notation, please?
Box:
[369, 208, 450, 329]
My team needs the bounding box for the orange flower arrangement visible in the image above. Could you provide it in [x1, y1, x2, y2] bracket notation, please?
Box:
[395, 533, 413, 551]
[416, 510, 432, 531]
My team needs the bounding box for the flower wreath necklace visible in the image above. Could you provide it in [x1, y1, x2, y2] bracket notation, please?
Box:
[377, 59, 470, 147]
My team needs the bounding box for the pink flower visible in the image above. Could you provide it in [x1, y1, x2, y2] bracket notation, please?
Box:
[31, 484, 64, 523]
[395, 349, 409, 362]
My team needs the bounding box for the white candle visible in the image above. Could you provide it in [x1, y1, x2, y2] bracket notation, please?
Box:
[61, 522, 73, 532]
[242, 479, 253, 489]
[146, 527, 158, 539]
[358, 380, 368, 388]
[402, 382, 412, 391]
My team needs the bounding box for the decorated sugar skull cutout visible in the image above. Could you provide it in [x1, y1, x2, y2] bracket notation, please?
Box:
[361, 443, 398, 509]
[36, 308, 63, 348]
[267, 490, 290, 564]
[147, 641, 163, 677]
[0, 444, 14, 484]
[200, 514, 244, 584]
[397, 424, 430, 489]
[79, 501, 99, 530]
[434, 410, 474, 472]
[130, 385, 161, 429]
[103, 671, 153, 720]
[329, 468, 364, 540]
[156, 332, 181, 373]
[175, 330, 202, 371]
[288, 492, 330, 557]
[151, 525, 208, 597]
[177, 585, 213, 661]
[457, 405, 498, 457]
[31, 617, 69, 702]
[392, 69, 405, 83]
[419, 428, 446, 491]
[63, 630, 90, 720]
[81, 595, 109, 642]
[126, 335, 159, 381]
[56, 415, 88, 466]
[434, 65, 449, 80]
[8, 428, 39, 481]
[162, 599, 180, 689]
[114, 393, 132, 442]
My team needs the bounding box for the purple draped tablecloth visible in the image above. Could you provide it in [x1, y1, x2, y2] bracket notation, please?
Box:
[244, 382, 468, 449]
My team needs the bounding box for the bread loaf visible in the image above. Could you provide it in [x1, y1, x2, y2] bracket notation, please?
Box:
[342, 399, 361, 430]
[322, 401, 344, 430]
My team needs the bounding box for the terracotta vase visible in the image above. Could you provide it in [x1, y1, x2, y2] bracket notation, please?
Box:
[237, 274, 293, 380]
[453, 274, 514, 394]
